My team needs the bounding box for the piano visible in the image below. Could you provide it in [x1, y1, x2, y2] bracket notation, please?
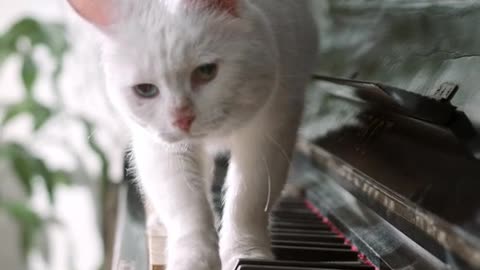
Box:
[109, 1, 480, 270]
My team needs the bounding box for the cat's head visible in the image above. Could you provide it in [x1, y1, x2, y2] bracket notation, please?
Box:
[68, 0, 278, 143]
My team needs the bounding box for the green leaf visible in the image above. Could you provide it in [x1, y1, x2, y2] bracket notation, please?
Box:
[6, 18, 68, 59]
[34, 159, 56, 203]
[0, 201, 44, 257]
[2, 18, 44, 50]
[52, 171, 71, 186]
[0, 26, 18, 64]
[34, 160, 71, 204]
[21, 54, 37, 95]
[2, 101, 52, 131]
[0, 143, 36, 196]
[40, 23, 69, 59]
[0, 38, 14, 66]
[0, 18, 39, 56]
[12, 152, 35, 196]
[0, 17, 69, 81]
[0, 144, 35, 196]
[2, 102, 29, 126]
[0, 143, 72, 203]
[32, 105, 52, 131]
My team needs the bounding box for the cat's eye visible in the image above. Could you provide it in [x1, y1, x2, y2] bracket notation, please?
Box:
[192, 63, 218, 87]
[133, 83, 160, 98]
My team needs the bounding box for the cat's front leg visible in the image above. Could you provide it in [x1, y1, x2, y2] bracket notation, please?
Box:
[220, 120, 298, 270]
[132, 137, 220, 270]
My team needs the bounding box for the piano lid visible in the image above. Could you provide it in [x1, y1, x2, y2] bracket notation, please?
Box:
[299, 75, 480, 269]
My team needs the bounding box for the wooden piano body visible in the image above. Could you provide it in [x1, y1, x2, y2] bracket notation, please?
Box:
[110, 1, 480, 270]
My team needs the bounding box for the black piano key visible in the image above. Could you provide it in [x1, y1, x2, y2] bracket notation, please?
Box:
[272, 233, 344, 243]
[238, 266, 347, 270]
[271, 222, 331, 231]
[270, 229, 338, 236]
[236, 264, 374, 270]
[272, 209, 315, 215]
[271, 216, 325, 223]
[272, 212, 323, 221]
[275, 202, 308, 209]
[271, 240, 352, 250]
[272, 246, 359, 262]
[271, 212, 321, 218]
[270, 218, 328, 225]
[236, 260, 375, 270]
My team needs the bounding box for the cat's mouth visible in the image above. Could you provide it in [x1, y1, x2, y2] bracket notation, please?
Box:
[155, 130, 208, 144]
[152, 118, 227, 143]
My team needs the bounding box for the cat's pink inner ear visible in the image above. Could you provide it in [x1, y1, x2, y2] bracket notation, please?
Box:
[67, 0, 113, 27]
[187, 0, 237, 16]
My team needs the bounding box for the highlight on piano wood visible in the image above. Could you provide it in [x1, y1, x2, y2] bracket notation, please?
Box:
[1, 1, 480, 270]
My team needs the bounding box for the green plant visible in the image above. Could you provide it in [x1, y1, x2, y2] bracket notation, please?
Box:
[0, 17, 114, 269]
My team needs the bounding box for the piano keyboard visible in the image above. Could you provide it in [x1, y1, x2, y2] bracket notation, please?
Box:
[233, 197, 377, 270]
[144, 194, 377, 270]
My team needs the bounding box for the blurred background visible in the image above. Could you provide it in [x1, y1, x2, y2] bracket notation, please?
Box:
[0, 1, 128, 270]
[1, 1, 480, 270]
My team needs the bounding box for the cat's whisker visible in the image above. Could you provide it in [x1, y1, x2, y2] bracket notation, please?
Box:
[263, 133, 292, 165]
[260, 153, 272, 213]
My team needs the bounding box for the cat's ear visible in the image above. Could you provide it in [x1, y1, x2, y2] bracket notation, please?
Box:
[187, 0, 238, 16]
[67, 0, 115, 28]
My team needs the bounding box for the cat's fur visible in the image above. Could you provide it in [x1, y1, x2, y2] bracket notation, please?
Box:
[67, 0, 318, 269]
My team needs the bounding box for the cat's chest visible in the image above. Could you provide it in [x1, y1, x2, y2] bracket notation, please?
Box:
[204, 137, 231, 157]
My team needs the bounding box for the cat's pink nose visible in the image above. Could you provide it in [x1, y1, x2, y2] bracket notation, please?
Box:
[173, 115, 195, 133]
[172, 105, 195, 132]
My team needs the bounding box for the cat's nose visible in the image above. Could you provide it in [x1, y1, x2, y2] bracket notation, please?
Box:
[173, 115, 195, 133]
[174, 104, 193, 116]
[172, 106, 195, 133]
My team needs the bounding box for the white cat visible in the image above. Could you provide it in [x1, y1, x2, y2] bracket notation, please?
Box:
[66, 0, 318, 269]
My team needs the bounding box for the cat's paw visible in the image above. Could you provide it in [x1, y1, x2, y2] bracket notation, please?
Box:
[168, 234, 221, 270]
[168, 248, 221, 270]
[220, 243, 273, 270]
